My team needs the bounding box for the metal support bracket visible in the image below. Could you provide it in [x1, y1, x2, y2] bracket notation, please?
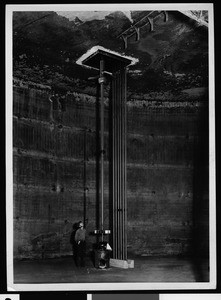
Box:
[163, 11, 168, 22]
[122, 35, 128, 49]
[134, 26, 140, 41]
[147, 17, 154, 31]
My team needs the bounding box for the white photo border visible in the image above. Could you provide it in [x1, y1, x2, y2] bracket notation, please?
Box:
[6, 3, 216, 291]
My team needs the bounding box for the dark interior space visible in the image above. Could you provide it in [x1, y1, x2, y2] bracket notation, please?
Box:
[12, 9, 211, 284]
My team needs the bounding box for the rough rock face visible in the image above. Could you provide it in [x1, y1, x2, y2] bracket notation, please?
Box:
[12, 10, 209, 260]
[13, 11, 208, 97]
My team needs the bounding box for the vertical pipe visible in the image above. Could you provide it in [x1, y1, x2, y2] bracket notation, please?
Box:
[112, 75, 116, 258]
[115, 74, 117, 259]
[83, 129, 87, 226]
[120, 69, 123, 259]
[121, 69, 125, 260]
[121, 71, 125, 259]
[119, 72, 122, 259]
[124, 68, 126, 260]
[113, 77, 115, 258]
[124, 67, 127, 260]
[115, 73, 118, 259]
[111, 78, 114, 256]
[123, 69, 126, 260]
[120, 71, 124, 259]
[100, 58, 104, 242]
[96, 81, 100, 242]
[117, 70, 120, 258]
[118, 70, 121, 259]
[115, 76, 117, 258]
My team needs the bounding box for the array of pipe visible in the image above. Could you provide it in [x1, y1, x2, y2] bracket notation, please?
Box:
[112, 66, 127, 260]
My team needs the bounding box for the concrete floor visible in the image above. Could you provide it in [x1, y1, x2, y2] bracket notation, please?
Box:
[14, 255, 209, 284]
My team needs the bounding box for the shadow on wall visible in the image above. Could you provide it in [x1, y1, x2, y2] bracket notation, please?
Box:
[192, 101, 209, 282]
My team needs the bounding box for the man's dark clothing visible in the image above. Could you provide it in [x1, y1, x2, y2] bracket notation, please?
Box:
[75, 228, 86, 267]
[75, 228, 86, 243]
[75, 240, 86, 267]
[70, 224, 79, 265]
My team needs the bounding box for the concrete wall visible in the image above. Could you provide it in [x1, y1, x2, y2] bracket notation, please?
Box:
[13, 84, 209, 259]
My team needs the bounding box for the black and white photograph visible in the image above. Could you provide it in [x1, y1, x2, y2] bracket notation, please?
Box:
[5, 3, 216, 291]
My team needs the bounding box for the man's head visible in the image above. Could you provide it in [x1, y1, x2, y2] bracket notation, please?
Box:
[79, 221, 84, 228]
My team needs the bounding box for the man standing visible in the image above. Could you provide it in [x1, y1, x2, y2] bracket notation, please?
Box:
[75, 221, 86, 267]
[70, 222, 79, 265]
